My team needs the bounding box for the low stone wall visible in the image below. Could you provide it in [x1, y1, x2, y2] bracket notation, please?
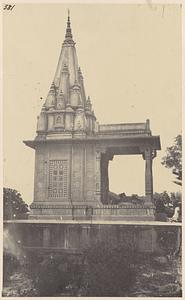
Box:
[4, 222, 181, 257]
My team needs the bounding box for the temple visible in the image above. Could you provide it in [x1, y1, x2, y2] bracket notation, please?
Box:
[24, 14, 161, 221]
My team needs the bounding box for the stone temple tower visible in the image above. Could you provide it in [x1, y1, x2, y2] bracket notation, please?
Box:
[24, 14, 161, 220]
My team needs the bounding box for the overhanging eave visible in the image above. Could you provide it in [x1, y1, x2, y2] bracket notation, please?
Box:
[23, 135, 161, 151]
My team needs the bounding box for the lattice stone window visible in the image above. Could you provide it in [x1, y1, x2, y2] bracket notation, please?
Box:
[48, 160, 68, 198]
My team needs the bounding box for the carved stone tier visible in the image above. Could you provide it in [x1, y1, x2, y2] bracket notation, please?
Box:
[29, 203, 155, 221]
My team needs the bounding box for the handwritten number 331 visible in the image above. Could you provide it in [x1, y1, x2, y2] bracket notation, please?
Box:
[4, 4, 15, 10]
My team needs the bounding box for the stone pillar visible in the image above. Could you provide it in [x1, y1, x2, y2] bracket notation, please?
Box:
[101, 152, 114, 204]
[143, 149, 154, 203]
[101, 153, 109, 204]
[95, 151, 101, 203]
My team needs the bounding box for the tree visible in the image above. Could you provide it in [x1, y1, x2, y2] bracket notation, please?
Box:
[170, 191, 182, 206]
[153, 191, 174, 221]
[153, 191, 182, 222]
[3, 188, 29, 220]
[161, 135, 182, 186]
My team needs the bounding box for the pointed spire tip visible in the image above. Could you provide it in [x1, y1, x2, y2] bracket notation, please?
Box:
[64, 9, 73, 42]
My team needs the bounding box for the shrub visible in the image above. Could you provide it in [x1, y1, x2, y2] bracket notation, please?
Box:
[3, 252, 20, 284]
[81, 241, 136, 296]
[27, 254, 73, 296]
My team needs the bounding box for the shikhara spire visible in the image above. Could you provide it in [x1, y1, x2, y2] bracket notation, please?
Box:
[65, 10, 73, 41]
[36, 12, 97, 138]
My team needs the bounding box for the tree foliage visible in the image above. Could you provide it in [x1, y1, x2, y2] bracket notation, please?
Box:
[3, 188, 29, 220]
[153, 191, 181, 221]
[170, 191, 182, 206]
[161, 135, 182, 186]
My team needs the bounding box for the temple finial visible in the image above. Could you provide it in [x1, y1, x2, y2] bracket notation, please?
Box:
[65, 9, 73, 41]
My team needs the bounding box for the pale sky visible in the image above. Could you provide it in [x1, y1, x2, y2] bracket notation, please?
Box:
[3, 4, 181, 205]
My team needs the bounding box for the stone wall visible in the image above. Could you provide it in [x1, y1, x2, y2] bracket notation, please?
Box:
[4, 223, 180, 256]
[33, 142, 97, 209]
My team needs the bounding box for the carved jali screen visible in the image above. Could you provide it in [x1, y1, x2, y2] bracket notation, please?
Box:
[48, 160, 68, 199]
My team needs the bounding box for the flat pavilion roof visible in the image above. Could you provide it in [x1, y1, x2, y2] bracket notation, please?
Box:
[24, 135, 161, 151]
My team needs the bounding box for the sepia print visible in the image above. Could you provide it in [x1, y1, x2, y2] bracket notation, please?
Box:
[3, 3, 182, 297]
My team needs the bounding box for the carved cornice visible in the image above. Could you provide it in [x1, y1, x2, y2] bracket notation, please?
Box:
[30, 203, 155, 209]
